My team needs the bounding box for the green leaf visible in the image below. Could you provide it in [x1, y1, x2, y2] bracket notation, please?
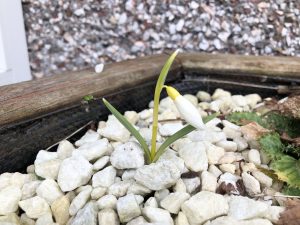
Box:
[151, 50, 180, 160]
[271, 155, 300, 188]
[153, 113, 218, 162]
[282, 185, 300, 196]
[259, 133, 284, 160]
[265, 112, 300, 138]
[83, 94, 94, 102]
[226, 112, 266, 126]
[102, 98, 151, 163]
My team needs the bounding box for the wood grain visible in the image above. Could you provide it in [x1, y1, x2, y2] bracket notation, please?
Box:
[1, 53, 300, 126]
[179, 53, 300, 77]
[0, 54, 181, 126]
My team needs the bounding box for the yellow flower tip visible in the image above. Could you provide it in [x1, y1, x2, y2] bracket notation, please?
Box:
[165, 86, 181, 100]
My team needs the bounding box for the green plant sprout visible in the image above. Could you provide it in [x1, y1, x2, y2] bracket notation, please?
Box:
[102, 50, 216, 163]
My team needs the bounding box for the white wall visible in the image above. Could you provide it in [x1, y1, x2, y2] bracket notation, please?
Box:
[0, 0, 31, 86]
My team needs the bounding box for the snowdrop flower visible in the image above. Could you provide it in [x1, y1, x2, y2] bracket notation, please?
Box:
[165, 86, 205, 129]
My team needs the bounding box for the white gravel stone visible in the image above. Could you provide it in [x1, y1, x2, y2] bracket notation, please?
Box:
[57, 140, 75, 159]
[21, 180, 41, 200]
[223, 126, 242, 139]
[234, 136, 249, 151]
[232, 95, 248, 107]
[92, 166, 116, 188]
[34, 150, 61, 180]
[93, 156, 110, 171]
[124, 111, 139, 125]
[98, 208, 120, 225]
[161, 192, 190, 214]
[19, 196, 51, 219]
[95, 63, 104, 73]
[212, 89, 231, 100]
[171, 138, 192, 152]
[58, 155, 93, 192]
[36, 212, 53, 225]
[122, 169, 136, 180]
[248, 149, 261, 165]
[110, 142, 145, 169]
[205, 143, 225, 164]
[188, 130, 226, 143]
[196, 91, 211, 102]
[159, 122, 184, 136]
[117, 194, 141, 223]
[182, 177, 201, 194]
[208, 165, 223, 178]
[0, 186, 22, 215]
[134, 161, 180, 190]
[20, 213, 35, 225]
[126, 216, 147, 225]
[154, 189, 170, 203]
[173, 179, 187, 193]
[75, 129, 100, 147]
[145, 197, 158, 208]
[216, 141, 238, 152]
[91, 186, 106, 200]
[228, 195, 269, 220]
[182, 191, 229, 224]
[175, 211, 190, 225]
[245, 94, 262, 108]
[98, 115, 130, 142]
[69, 186, 92, 216]
[68, 201, 98, 225]
[51, 196, 70, 225]
[208, 216, 238, 225]
[252, 171, 272, 188]
[97, 195, 118, 210]
[108, 180, 132, 197]
[179, 142, 208, 172]
[264, 206, 285, 223]
[26, 165, 35, 174]
[241, 219, 273, 225]
[242, 172, 261, 195]
[36, 179, 63, 205]
[219, 164, 236, 174]
[73, 139, 110, 161]
[143, 207, 174, 225]
[127, 182, 152, 196]
[0, 213, 21, 225]
[201, 171, 218, 192]
[157, 149, 185, 173]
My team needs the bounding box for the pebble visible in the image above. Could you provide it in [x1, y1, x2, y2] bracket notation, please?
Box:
[36, 179, 63, 205]
[205, 143, 225, 164]
[68, 201, 98, 225]
[175, 211, 190, 225]
[124, 111, 139, 125]
[57, 140, 75, 159]
[69, 186, 92, 216]
[116, 194, 141, 223]
[110, 142, 145, 169]
[159, 122, 184, 136]
[19, 196, 51, 219]
[95, 63, 104, 74]
[57, 155, 93, 192]
[51, 196, 70, 225]
[248, 149, 262, 165]
[179, 142, 208, 172]
[0, 186, 22, 215]
[34, 150, 61, 180]
[92, 166, 117, 188]
[145, 197, 158, 208]
[97, 195, 118, 210]
[143, 207, 173, 225]
[75, 130, 100, 147]
[216, 141, 238, 152]
[201, 171, 218, 192]
[196, 91, 211, 102]
[242, 172, 261, 195]
[108, 180, 132, 197]
[182, 177, 201, 194]
[20, 213, 35, 225]
[134, 161, 180, 190]
[91, 187, 107, 200]
[252, 171, 272, 188]
[0, 213, 21, 225]
[160, 192, 190, 214]
[182, 191, 229, 224]
[93, 156, 110, 171]
[98, 208, 120, 225]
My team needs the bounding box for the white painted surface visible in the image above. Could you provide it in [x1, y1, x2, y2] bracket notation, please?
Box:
[0, 0, 31, 86]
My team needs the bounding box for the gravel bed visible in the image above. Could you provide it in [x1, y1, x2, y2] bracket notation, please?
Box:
[22, 0, 300, 78]
[0, 88, 286, 225]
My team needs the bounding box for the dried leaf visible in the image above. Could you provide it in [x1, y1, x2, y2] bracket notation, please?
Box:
[241, 122, 270, 141]
[278, 199, 300, 225]
[278, 95, 300, 119]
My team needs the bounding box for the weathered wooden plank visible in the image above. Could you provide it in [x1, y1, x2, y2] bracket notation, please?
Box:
[0, 54, 182, 126]
[179, 53, 300, 77]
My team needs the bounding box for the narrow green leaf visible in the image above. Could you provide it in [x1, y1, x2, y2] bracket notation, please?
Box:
[151, 50, 180, 160]
[153, 113, 218, 162]
[102, 98, 151, 163]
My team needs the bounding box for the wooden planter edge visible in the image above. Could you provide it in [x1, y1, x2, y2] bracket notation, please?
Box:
[1, 52, 300, 126]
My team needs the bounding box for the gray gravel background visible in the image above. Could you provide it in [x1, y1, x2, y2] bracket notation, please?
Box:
[22, 0, 300, 78]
